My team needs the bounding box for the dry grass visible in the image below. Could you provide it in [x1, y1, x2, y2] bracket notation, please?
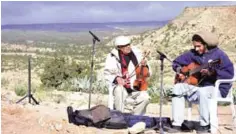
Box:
[1, 70, 41, 91]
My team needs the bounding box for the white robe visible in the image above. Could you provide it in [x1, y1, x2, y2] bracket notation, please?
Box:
[104, 46, 151, 108]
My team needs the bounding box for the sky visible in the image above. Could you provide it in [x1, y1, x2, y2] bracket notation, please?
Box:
[1, 1, 236, 25]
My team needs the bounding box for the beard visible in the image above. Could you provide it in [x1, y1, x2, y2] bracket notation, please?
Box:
[123, 48, 131, 54]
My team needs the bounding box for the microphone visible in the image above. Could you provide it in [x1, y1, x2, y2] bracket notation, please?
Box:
[156, 50, 166, 58]
[89, 31, 100, 42]
[156, 49, 173, 62]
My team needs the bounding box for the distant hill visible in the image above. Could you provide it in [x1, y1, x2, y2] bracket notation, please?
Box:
[1, 21, 168, 45]
[1, 21, 168, 32]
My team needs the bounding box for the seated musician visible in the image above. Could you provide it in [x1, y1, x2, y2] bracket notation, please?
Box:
[171, 31, 234, 133]
[104, 35, 151, 115]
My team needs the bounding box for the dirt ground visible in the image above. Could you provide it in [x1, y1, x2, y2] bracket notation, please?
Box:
[1, 90, 236, 134]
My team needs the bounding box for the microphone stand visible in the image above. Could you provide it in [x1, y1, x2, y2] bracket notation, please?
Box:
[157, 50, 172, 134]
[88, 31, 100, 109]
[16, 56, 39, 105]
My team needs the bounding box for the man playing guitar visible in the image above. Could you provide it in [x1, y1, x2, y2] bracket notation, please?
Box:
[170, 31, 234, 133]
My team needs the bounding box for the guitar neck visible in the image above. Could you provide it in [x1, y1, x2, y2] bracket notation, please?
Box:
[190, 64, 208, 75]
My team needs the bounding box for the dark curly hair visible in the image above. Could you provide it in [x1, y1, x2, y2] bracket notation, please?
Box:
[192, 34, 216, 50]
[192, 34, 207, 46]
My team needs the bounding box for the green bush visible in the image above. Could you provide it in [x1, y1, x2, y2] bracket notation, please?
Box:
[39, 56, 83, 88]
[69, 74, 108, 94]
[70, 76, 90, 92]
[148, 83, 173, 104]
[147, 79, 160, 103]
[15, 85, 27, 96]
[93, 77, 108, 94]
[149, 91, 160, 103]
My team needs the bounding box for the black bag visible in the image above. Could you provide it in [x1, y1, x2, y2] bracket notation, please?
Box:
[67, 105, 171, 130]
[103, 110, 128, 129]
[123, 113, 171, 129]
[67, 105, 111, 128]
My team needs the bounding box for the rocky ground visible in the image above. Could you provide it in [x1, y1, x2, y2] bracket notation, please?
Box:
[1, 89, 236, 134]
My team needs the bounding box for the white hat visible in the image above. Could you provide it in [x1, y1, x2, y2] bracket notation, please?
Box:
[128, 122, 146, 134]
[114, 36, 131, 46]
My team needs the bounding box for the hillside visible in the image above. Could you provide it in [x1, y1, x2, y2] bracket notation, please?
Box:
[126, 6, 236, 85]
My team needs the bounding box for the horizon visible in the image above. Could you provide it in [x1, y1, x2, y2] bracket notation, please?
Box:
[2, 1, 236, 25]
[1, 20, 169, 32]
[1, 20, 170, 26]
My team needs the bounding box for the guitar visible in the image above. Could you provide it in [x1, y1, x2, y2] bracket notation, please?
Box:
[174, 59, 221, 85]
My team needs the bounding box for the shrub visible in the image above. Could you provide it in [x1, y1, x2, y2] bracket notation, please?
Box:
[70, 73, 108, 94]
[70, 75, 90, 92]
[92, 76, 108, 94]
[148, 83, 173, 104]
[34, 87, 47, 102]
[39, 56, 83, 88]
[15, 85, 27, 96]
[148, 88, 160, 103]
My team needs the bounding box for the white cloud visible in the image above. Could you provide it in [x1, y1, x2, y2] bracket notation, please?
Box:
[2, 1, 236, 24]
[145, 3, 165, 12]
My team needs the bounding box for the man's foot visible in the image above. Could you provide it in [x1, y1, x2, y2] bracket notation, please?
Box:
[196, 125, 210, 134]
[67, 106, 74, 123]
[164, 125, 182, 133]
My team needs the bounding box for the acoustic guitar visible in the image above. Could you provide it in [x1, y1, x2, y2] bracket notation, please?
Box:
[174, 59, 221, 85]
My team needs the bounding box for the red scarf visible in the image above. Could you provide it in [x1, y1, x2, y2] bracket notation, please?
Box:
[120, 52, 131, 89]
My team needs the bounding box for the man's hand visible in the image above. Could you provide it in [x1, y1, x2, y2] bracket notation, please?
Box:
[141, 59, 147, 66]
[116, 77, 126, 86]
[200, 69, 210, 76]
[177, 73, 185, 81]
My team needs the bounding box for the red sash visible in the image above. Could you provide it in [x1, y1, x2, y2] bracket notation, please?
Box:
[120, 53, 131, 88]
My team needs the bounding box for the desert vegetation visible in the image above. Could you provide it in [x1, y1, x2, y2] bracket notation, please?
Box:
[2, 26, 170, 104]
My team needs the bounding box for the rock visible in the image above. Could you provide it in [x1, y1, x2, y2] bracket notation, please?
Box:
[144, 130, 157, 134]
[49, 123, 55, 131]
[54, 123, 63, 131]
[38, 117, 46, 127]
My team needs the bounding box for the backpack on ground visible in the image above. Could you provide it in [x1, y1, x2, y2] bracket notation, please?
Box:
[67, 105, 172, 130]
[67, 105, 111, 128]
[123, 113, 171, 129]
